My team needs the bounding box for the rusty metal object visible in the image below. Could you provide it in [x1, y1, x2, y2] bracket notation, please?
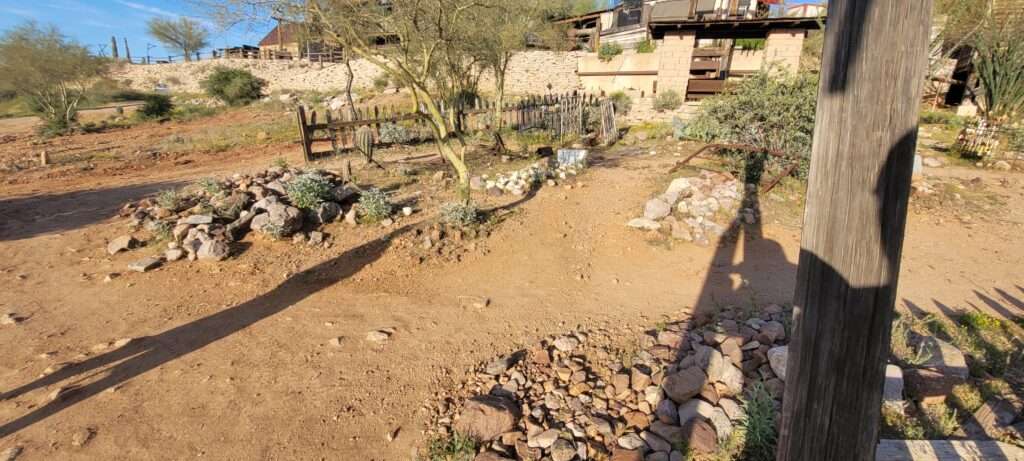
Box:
[668, 143, 799, 193]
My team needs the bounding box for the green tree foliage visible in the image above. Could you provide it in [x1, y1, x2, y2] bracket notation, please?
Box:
[147, 17, 210, 61]
[0, 22, 107, 133]
[200, 67, 266, 106]
[685, 69, 819, 177]
[137, 93, 174, 120]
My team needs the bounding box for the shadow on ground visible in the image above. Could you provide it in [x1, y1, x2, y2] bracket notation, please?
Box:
[0, 181, 184, 241]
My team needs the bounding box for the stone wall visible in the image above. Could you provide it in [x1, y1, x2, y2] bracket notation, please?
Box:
[112, 50, 584, 96]
[657, 31, 697, 96]
[764, 29, 805, 73]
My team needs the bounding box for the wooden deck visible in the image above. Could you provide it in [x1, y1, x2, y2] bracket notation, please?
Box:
[876, 440, 1024, 461]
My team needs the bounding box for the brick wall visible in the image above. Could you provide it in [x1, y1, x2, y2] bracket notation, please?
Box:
[656, 31, 697, 95]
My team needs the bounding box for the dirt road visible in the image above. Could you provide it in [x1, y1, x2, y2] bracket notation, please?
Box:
[0, 135, 1021, 459]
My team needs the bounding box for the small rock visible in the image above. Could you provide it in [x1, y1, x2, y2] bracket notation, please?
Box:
[314, 202, 342, 224]
[197, 240, 230, 261]
[165, 248, 185, 262]
[662, 366, 706, 403]
[106, 235, 137, 255]
[71, 427, 96, 447]
[529, 429, 560, 449]
[553, 336, 580, 352]
[719, 398, 744, 421]
[1, 447, 22, 461]
[402, 206, 413, 217]
[617, 432, 646, 450]
[640, 430, 671, 453]
[610, 448, 644, 461]
[366, 330, 392, 343]
[627, 218, 661, 231]
[767, 346, 788, 381]
[182, 214, 214, 225]
[550, 439, 576, 461]
[328, 337, 344, 348]
[127, 257, 162, 273]
[993, 160, 1011, 171]
[1, 313, 22, 326]
[883, 364, 904, 403]
[678, 399, 715, 425]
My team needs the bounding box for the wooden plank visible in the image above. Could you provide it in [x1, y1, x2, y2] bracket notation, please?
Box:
[295, 106, 312, 163]
[690, 60, 722, 71]
[686, 79, 726, 93]
[777, 1, 934, 460]
[876, 440, 1024, 461]
[692, 47, 728, 57]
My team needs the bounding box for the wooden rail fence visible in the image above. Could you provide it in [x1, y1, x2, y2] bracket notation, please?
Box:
[295, 92, 607, 162]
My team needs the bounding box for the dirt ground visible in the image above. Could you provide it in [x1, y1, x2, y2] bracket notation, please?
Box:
[0, 112, 1022, 460]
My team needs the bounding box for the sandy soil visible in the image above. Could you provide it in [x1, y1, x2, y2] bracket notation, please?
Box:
[0, 117, 1021, 460]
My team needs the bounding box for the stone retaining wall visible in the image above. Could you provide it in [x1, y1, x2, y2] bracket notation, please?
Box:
[112, 50, 584, 96]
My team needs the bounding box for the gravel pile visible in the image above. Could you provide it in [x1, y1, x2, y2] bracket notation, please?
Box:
[427, 305, 794, 461]
[628, 171, 753, 246]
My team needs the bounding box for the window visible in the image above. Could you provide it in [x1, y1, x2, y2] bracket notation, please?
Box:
[616, 0, 644, 29]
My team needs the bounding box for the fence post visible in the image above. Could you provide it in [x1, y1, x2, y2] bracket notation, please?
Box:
[373, 106, 381, 141]
[296, 106, 313, 163]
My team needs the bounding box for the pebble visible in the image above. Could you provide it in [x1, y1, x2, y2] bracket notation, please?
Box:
[1, 447, 22, 461]
[366, 329, 392, 343]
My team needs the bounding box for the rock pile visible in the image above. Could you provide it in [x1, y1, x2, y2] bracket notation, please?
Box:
[471, 151, 588, 197]
[427, 305, 794, 461]
[111, 167, 363, 271]
[627, 171, 751, 245]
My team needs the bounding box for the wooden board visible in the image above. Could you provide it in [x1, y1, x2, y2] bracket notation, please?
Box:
[876, 440, 1024, 461]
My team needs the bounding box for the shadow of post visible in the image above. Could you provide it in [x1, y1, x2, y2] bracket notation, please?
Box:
[0, 224, 415, 438]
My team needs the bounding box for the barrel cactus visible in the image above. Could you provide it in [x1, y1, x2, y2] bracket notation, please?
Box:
[355, 126, 375, 161]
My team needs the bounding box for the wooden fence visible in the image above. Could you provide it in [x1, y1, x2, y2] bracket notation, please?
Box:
[295, 92, 607, 162]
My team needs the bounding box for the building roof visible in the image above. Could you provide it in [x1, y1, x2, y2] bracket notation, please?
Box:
[259, 23, 304, 47]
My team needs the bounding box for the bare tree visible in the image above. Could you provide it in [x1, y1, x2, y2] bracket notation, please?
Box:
[147, 17, 210, 62]
[205, 0, 500, 202]
[473, 0, 566, 150]
[0, 23, 107, 132]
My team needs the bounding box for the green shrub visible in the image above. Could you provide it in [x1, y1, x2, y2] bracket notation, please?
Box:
[881, 404, 926, 439]
[685, 69, 818, 178]
[200, 67, 266, 106]
[1010, 129, 1024, 152]
[671, 116, 687, 140]
[425, 432, 477, 461]
[379, 123, 414, 144]
[357, 188, 392, 223]
[741, 382, 777, 461]
[155, 189, 184, 211]
[195, 177, 225, 196]
[286, 173, 332, 211]
[635, 39, 656, 53]
[609, 91, 632, 116]
[439, 202, 480, 228]
[654, 89, 683, 112]
[171, 104, 218, 122]
[959, 311, 1003, 332]
[373, 75, 389, 91]
[920, 109, 970, 128]
[736, 38, 766, 50]
[921, 403, 959, 438]
[137, 94, 173, 120]
[598, 43, 623, 62]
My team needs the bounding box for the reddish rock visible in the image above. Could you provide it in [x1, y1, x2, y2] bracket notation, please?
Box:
[682, 419, 719, 454]
[663, 366, 707, 403]
[903, 368, 964, 404]
[610, 448, 644, 461]
[454, 395, 521, 442]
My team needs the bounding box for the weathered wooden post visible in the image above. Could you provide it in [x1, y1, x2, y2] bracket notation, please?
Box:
[123, 38, 131, 62]
[110, 36, 119, 60]
[778, 2, 933, 460]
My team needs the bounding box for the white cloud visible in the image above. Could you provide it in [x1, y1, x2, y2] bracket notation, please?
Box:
[2, 7, 38, 18]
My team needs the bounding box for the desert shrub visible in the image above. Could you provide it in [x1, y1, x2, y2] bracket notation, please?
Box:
[273, 157, 289, 169]
[373, 75, 390, 91]
[200, 67, 266, 106]
[881, 404, 926, 439]
[1010, 129, 1024, 152]
[379, 123, 414, 144]
[286, 173, 332, 211]
[195, 177, 225, 196]
[357, 188, 392, 223]
[609, 91, 632, 116]
[156, 189, 184, 211]
[890, 316, 932, 367]
[685, 69, 818, 178]
[635, 39, 656, 53]
[741, 382, 777, 461]
[598, 43, 623, 62]
[654, 90, 683, 112]
[633, 121, 672, 140]
[439, 202, 480, 228]
[949, 383, 984, 414]
[137, 94, 174, 120]
[921, 403, 959, 438]
[959, 311, 1003, 332]
[425, 432, 477, 461]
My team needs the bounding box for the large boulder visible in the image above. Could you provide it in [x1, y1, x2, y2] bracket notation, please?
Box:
[251, 203, 303, 238]
[197, 240, 230, 261]
[644, 198, 672, 220]
[453, 395, 520, 442]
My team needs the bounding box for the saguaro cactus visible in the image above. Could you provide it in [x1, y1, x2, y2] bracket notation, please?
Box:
[355, 126, 375, 163]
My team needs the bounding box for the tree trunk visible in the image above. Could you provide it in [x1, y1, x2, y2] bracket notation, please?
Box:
[345, 58, 358, 120]
[777, 2, 934, 460]
[420, 92, 471, 202]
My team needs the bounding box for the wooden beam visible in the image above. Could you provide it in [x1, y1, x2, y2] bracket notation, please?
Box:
[778, 1, 934, 460]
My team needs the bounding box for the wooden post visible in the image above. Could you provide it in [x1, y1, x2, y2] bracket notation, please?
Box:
[111, 36, 119, 60]
[123, 38, 131, 62]
[296, 106, 313, 163]
[778, 2, 933, 460]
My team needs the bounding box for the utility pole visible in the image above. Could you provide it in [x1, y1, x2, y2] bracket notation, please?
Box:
[778, 1, 933, 460]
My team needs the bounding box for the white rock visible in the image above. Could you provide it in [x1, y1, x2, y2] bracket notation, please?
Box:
[768, 346, 788, 381]
[677, 398, 715, 425]
[617, 432, 647, 450]
[628, 218, 662, 230]
[718, 398, 745, 421]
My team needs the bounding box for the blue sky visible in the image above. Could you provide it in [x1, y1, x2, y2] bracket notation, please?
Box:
[0, 0, 274, 59]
